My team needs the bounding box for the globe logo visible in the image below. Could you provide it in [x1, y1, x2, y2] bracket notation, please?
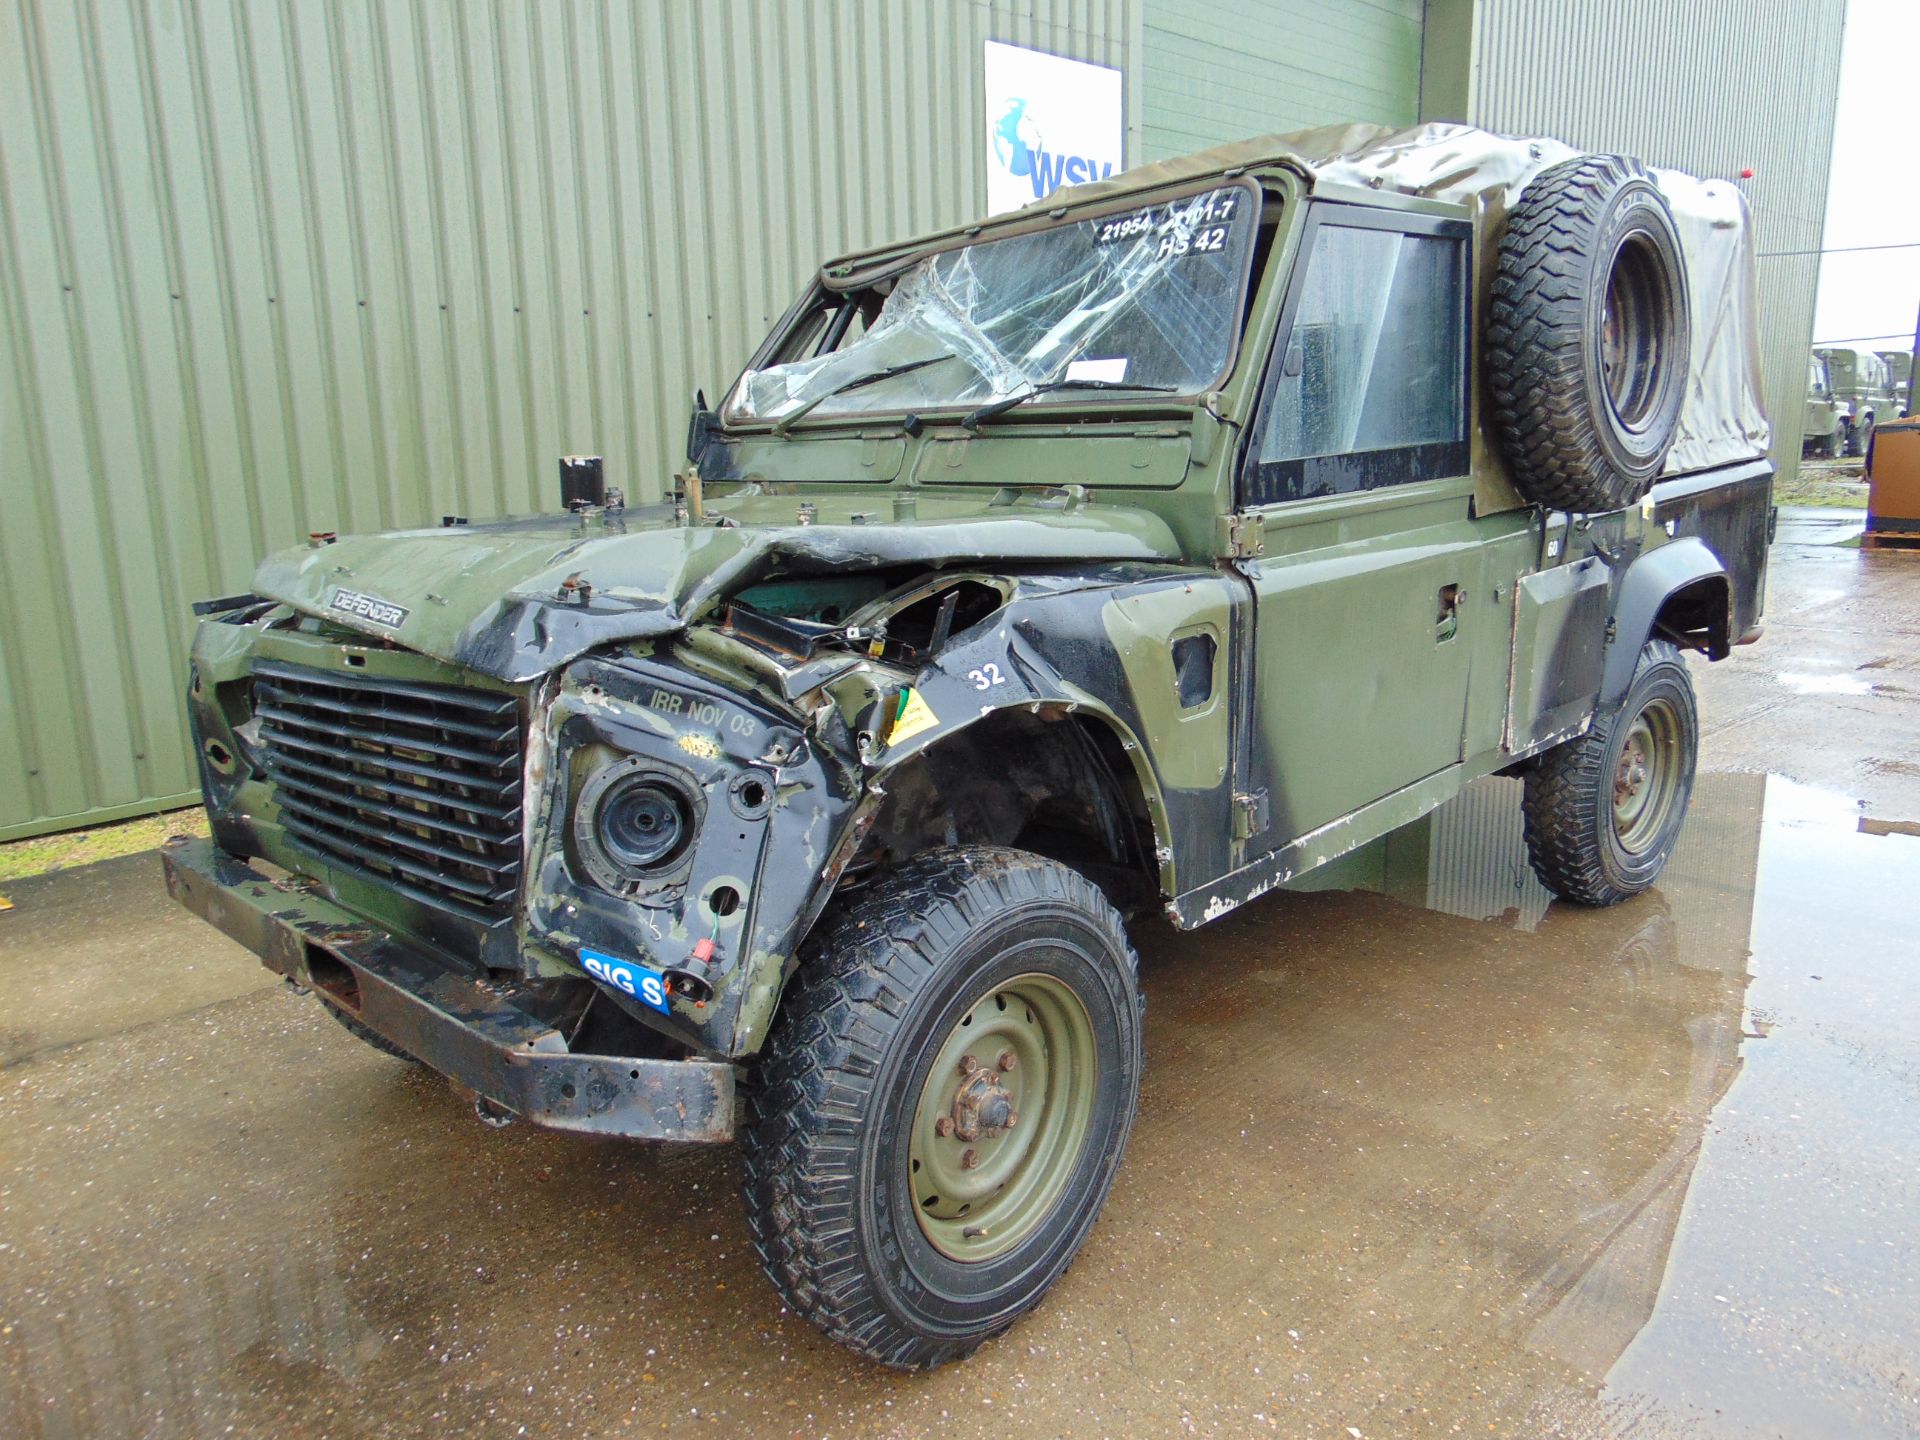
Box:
[992, 97, 1043, 180]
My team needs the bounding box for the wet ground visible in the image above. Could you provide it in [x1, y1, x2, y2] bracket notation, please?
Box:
[3, 540, 1918, 1439]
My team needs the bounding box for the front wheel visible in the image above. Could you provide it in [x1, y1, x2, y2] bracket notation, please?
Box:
[323, 1002, 423, 1063]
[741, 847, 1143, 1368]
[1523, 640, 1698, 906]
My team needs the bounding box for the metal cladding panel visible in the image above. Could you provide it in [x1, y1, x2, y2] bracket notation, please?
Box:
[0, 0, 1144, 839]
[1455, 0, 1848, 489]
[1140, 0, 1425, 159]
[1424, 776, 1553, 933]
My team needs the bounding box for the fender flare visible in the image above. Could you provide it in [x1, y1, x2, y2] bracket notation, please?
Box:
[1600, 536, 1730, 706]
[866, 631, 1179, 896]
[781, 684, 1177, 1038]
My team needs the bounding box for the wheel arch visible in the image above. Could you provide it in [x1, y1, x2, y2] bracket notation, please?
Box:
[1601, 537, 1730, 706]
[757, 699, 1168, 1058]
[862, 700, 1174, 914]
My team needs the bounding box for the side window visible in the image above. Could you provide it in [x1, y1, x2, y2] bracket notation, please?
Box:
[1243, 211, 1469, 505]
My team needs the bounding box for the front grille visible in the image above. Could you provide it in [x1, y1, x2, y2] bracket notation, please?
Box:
[253, 660, 524, 922]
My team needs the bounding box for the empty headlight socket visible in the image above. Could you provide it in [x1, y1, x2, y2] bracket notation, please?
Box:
[571, 755, 706, 900]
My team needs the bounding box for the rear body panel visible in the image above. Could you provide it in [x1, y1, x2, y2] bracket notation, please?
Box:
[1650, 459, 1773, 640]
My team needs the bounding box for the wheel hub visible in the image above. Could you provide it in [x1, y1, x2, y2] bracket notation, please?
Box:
[949, 1056, 1019, 1142]
[1611, 699, 1684, 855]
[908, 973, 1096, 1263]
[1615, 740, 1648, 802]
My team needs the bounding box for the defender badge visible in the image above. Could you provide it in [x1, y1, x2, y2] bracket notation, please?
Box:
[329, 587, 410, 628]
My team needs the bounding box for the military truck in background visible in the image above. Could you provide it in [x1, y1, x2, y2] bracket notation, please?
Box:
[1805, 353, 1849, 458]
[164, 124, 1774, 1368]
[1816, 345, 1897, 456]
[1876, 348, 1912, 417]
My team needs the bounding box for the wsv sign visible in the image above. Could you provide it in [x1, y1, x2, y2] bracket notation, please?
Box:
[983, 53, 1122, 215]
[994, 98, 1114, 199]
[1010, 139, 1115, 198]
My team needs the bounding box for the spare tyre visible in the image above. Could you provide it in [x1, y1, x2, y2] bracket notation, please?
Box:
[1487, 154, 1691, 512]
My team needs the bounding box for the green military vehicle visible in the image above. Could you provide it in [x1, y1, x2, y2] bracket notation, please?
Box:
[1815, 345, 1896, 456]
[1804, 353, 1849, 458]
[1877, 348, 1912, 417]
[166, 124, 1773, 1368]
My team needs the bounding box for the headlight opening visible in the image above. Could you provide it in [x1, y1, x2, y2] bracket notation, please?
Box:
[573, 757, 703, 895]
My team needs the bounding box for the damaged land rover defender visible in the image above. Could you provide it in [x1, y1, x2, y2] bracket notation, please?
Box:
[166, 124, 1773, 1368]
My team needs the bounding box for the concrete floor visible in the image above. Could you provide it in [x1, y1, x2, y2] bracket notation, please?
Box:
[3, 539, 1918, 1438]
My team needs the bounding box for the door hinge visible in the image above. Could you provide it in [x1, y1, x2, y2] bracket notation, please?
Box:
[1225, 512, 1264, 560]
[1232, 788, 1270, 840]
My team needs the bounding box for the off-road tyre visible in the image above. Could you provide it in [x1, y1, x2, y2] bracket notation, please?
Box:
[741, 847, 1144, 1369]
[323, 1003, 420, 1063]
[1523, 640, 1698, 906]
[1488, 154, 1691, 512]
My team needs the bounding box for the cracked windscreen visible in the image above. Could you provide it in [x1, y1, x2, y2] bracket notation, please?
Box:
[729, 184, 1260, 425]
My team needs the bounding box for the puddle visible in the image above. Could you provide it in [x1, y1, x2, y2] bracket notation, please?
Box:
[1588, 778, 1920, 1437]
[1775, 671, 1880, 696]
[2, 774, 1916, 1437]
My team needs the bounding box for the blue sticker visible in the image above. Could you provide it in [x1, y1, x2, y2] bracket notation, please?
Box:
[579, 948, 671, 1014]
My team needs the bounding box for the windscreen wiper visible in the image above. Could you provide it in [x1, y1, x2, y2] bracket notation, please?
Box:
[772, 354, 954, 434]
[961, 378, 1180, 430]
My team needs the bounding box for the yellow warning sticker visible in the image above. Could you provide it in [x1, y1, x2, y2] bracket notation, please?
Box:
[889, 687, 941, 745]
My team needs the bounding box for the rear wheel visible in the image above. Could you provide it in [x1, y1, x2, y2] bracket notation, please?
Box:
[741, 847, 1143, 1368]
[1523, 641, 1698, 905]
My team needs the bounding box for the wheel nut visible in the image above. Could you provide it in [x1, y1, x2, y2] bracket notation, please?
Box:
[1005, 1110, 1018, 1128]
[934, 1117, 954, 1138]
[959, 1054, 979, 1075]
[961, 1148, 979, 1169]
[997, 1049, 1017, 1072]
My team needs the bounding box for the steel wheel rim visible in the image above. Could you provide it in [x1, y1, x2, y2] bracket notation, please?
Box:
[1613, 696, 1683, 854]
[908, 971, 1097, 1263]
[1600, 232, 1665, 433]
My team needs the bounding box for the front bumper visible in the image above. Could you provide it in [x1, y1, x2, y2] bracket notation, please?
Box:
[162, 837, 737, 1143]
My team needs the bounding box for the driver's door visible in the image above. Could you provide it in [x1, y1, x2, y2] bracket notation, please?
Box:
[1235, 203, 1483, 849]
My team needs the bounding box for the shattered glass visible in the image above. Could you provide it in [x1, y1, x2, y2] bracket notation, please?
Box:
[730, 185, 1259, 423]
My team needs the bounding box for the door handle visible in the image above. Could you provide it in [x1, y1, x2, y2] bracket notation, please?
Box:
[1436, 583, 1464, 643]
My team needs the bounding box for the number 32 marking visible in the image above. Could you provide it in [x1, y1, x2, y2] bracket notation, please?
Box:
[967, 663, 1005, 691]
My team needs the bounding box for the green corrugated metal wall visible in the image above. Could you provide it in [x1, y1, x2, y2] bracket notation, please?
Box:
[0, 0, 1146, 840]
[1140, 0, 1424, 160]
